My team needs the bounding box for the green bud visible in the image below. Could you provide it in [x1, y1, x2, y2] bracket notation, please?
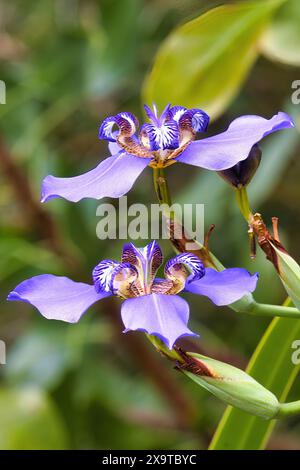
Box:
[178, 352, 279, 419]
[270, 242, 300, 311]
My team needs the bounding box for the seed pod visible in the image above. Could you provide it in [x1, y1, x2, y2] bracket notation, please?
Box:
[270, 242, 300, 311]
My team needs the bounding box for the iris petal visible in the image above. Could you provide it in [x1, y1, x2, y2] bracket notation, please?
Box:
[41, 153, 151, 203]
[177, 112, 294, 170]
[179, 108, 210, 133]
[122, 241, 163, 291]
[168, 105, 187, 122]
[165, 253, 205, 283]
[7, 275, 109, 323]
[141, 121, 179, 151]
[93, 260, 137, 297]
[185, 268, 259, 306]
[99, 112, 138, 142]
[121, 293, 198, 349]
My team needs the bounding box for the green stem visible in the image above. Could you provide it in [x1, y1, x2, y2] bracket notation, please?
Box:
[146, 334, 183, 362]
[277, 400, 300, 418]
[152, 168, 299, 320]
[153, 167, 172, 207]
[235, 185, 252, 222]
[233, 297, 300, 318]
[240, 301, 300, 319]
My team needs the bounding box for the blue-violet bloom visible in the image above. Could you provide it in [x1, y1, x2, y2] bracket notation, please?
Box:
[7, 241, 258, 349]
[41, 104, 294, 203]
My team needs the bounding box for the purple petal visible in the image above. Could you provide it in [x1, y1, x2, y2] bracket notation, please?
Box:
[177, 112, 294, 170]
[168, 105, 187, 122]
[7, 274, 109, 322]
[92, 259, 119, 293]
[122, 241, 163, 287]
[142, 104, 179, 150]
[165, 253, 205, 283]
[121, 293, 198, 349]
[99, 112, 138, 142]
[107, 130, 123, 155]
[185, 268, 259, 306]
[108, 141, 122, 155]
[144, 104, 160, 125]
[92, 259, 137, 296]
[41, 153, 151, 203]
[141, 121, 179, 151]
[179, 108, 210, 133]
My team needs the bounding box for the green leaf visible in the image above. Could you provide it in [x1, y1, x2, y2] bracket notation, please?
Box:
[143, 0, 285, 120]
[260, 0, 300, 66]
[0, 237, 65, 281]
[0, 387, 68, 449]
[209, 312, 300, 450]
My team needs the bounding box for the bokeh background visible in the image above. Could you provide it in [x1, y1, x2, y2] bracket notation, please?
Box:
[0, 0, 300, 449]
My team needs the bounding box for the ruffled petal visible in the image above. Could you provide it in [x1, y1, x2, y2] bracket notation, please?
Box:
[179, 108, 210, 133]
[165, 253, 205, 283]
[121, 293, 198, 349]
[142, 104, 179, 150]
[92, 259, 137, 298]
[41, 153, 150, 203]
[168, 105, 187, 122]
[177, 112, 294, 170]
[122, 241, 163, 289]
[185, 268, 259, 306]
[99, 112, 138, 142]
[7, 274, 109, 322]
[141, 121, 179, 151]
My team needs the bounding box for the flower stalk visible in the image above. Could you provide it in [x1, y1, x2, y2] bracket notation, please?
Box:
[146, 334, 184, 362]
[235, 185, 253, 223]
[152, 168, 300, 320]
[153, 167, 172, 207]
[277, 400, 300, 418]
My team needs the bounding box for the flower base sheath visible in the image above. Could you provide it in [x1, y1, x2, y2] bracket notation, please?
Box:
[41, 104, 294, 203]
[8, 241, 258, 349]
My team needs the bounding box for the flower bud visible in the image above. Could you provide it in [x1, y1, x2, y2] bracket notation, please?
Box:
[218, 144, 262, 188]
[177, 351, 279, 419]
[270, 242, 300, 311]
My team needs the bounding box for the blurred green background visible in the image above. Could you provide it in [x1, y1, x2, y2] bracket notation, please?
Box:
[0, 0, 300, 449]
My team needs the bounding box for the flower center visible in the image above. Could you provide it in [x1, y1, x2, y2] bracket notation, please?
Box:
[92, 244, 205, 299]
[98, 104, 210, 168]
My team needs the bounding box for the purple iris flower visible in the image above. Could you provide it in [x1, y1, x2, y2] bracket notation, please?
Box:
[41, 104, 294, 203]
[7, 241, 258, 349]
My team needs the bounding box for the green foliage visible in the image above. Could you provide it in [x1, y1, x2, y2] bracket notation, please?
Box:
[210, 313, 300, 449]
[0, 387, 68, 449]
[1, 0, 300, 450]
[260, 0, 300, 66]
[143, 0, 285, 120]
